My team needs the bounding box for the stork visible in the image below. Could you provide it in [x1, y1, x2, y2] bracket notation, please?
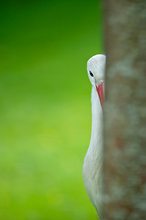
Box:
[83, 54, 106, 215]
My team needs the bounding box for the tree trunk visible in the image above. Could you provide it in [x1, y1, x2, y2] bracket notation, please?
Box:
[103, 1, 146, 219]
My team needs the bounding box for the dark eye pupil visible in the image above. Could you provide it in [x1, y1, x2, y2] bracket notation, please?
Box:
[89, 71, 94, 77]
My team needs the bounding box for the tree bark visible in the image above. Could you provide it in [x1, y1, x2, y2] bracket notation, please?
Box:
[103, 1, 146, 219]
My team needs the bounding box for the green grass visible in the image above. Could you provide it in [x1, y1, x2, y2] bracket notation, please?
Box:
[0, 0, 103, 219]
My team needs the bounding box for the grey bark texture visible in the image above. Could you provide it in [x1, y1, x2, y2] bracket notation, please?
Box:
[103, 1, 146, 219]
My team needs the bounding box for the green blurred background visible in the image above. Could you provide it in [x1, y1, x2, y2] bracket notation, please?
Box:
[0, 0, 103, 219]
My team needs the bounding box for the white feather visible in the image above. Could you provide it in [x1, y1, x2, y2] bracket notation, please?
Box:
[83, 54, 106, 213]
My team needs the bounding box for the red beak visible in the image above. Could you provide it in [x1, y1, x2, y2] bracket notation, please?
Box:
[96, 82, 104, 107]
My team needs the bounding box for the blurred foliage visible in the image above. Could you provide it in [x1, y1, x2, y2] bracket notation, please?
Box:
[0, 0, 103, 219]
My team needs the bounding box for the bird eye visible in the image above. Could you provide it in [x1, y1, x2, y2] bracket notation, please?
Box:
[89, 71, 94, 77]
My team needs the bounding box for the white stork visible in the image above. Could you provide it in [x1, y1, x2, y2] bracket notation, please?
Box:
[83, 54, 106, 214]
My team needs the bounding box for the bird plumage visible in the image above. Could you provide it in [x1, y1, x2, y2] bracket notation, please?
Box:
[83, 54, 106, 214]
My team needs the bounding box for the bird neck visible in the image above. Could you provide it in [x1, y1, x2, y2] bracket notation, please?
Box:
[83, 86, 103, 210]
[90, 86, 103, 149]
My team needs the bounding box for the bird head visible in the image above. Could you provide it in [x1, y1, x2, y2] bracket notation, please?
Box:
[87, 54, 106, 107]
